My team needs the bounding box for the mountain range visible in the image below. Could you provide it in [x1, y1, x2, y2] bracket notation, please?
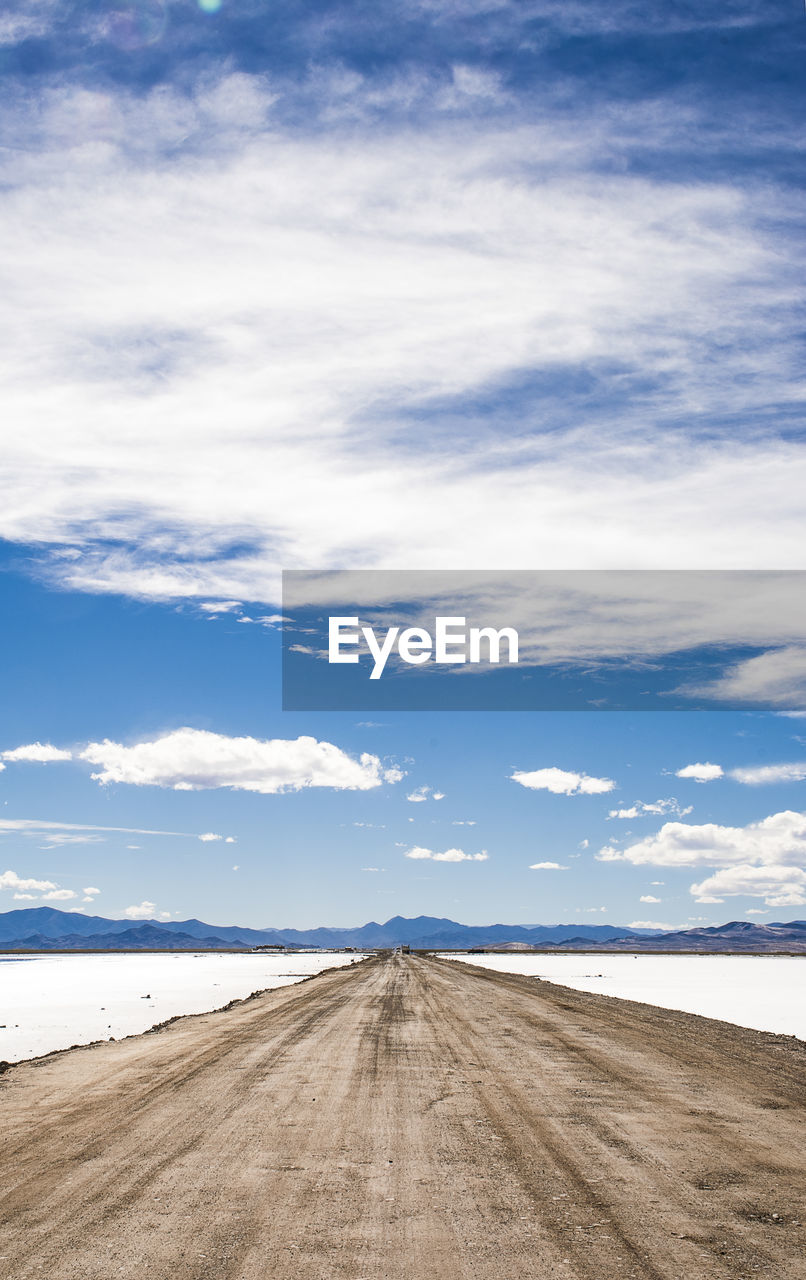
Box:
[1, 908, 805, 952]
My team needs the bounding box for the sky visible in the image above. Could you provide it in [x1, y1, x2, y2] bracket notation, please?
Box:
[1, 0, 805, 929]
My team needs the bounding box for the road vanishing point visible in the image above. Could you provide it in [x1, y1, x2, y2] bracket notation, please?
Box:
[1, 953, 804, 1279]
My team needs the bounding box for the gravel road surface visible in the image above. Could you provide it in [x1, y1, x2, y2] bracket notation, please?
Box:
[1, 953, 804, 1279]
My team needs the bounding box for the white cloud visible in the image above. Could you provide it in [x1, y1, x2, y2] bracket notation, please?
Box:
[511, 767, 615, 796]
[13, 892, 38, 900]
[529, 861, 568, 870]
[578, 838, 589, 849]
[79, 728, 400, 793]
[225, 836, 236, 843]
[198, 832, 222, 842]
[1, 75, 804, 610]
[628, 920, 678, 931]
[404, 846, 488, 862]
[452, 820, 477, 825]
[407, 786, 430, 802]
[599, 809, 806, 870]
[681, 647, 806, 708]
[639, 894, 661, 903]
[123, 901, 158, 920]
[406, 785, 445, 802]
[0, 818, 204, 839]
[730, 762, 806, 785]
[609, 798, 692, 819]
[0, 870, 57, 892]
[41, 888, 77, 901]
[1, 742, 72, 762]
[36, 833, 105, 847]
[83, 886, 101, 896]
[199, 600, 242, 613]
[675, 762, 724, 782]
[691, 865, 806, 908]
[0, 13, 51, 44]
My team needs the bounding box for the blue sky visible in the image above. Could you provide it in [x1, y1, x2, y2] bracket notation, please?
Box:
[2, 558, 806, 927]
[0, 1, 805, 927]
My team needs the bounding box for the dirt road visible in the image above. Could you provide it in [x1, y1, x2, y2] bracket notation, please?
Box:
[1, 954, 804, 1279]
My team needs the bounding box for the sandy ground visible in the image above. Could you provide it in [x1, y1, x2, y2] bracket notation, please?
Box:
[0, 954, 804, 1280]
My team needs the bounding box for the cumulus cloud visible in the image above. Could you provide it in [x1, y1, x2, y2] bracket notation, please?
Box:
[511, 767, 615, 796]
[529, 861, 568, 870]
[41, 888, 77, 901]
[691, 865, 806, 908]
[628, 920, 678, 931]
[598, 810, 806, 870]
[80, 728, 401, 794]
[608, 798, 692, 819]
[639, 894, 662, 903]
[404, 846, 488, 862]
[730, 762, 806, 785]
[406, 785, 445, 802]
[198, 832, 222, 842]
[675, 762, 724, 782]
[1, 742, 72, 762]
[0, 870, 57, 892]
[123, 901, 154, 920]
